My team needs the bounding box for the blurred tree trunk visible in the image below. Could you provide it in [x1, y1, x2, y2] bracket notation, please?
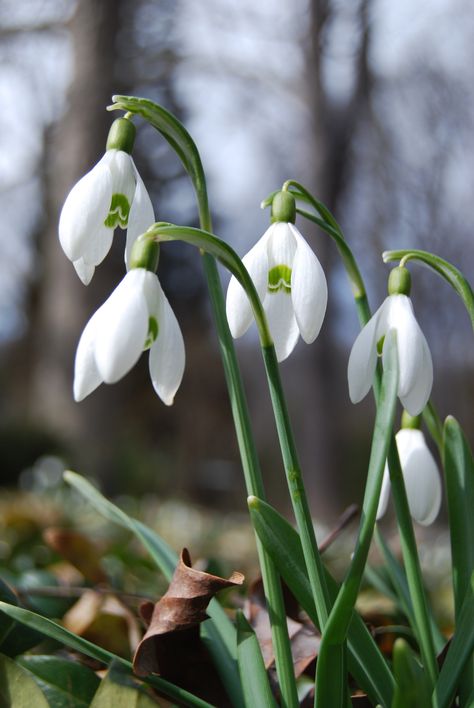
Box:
[23, 0, 129, 474]
[297, 0, 373, 513]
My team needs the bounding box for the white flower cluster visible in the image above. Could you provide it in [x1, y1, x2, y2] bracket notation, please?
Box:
[60, 120, 439, 522]
[59, 118, 184, 406]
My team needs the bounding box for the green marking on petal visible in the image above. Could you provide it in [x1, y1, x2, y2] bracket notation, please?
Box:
[144, 316, 159, 350]
[268, 264, 292, 294]
[104, 193, 131, 229]
[377, 335, 385, 356]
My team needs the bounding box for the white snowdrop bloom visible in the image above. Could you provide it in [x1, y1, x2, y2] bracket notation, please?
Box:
[377, 428, 442, 526]
[73, 268, 185, 406]
[348, 291, 433, 416]
[59, 119, 154, 284]
[226, 221, 327, 362]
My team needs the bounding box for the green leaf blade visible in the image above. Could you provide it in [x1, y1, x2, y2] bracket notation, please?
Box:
[0, 653, 50, 708]
[434, 577, 474, 708]
[235, 611, 277, 708]
[64, 471, 243, 707]
[18, 655, 100, 708]
[248, 497, 395, 707]
[0, 602, 213, 708]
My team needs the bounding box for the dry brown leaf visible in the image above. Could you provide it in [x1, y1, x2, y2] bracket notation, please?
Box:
[62, 590, 141, 657]
[133, 548, 244, 677]
[132, 549, 243, 706]
[43, 527, 107, 584]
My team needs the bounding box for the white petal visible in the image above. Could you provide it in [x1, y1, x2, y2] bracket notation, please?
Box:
[226, 227, 270, 338]
[125, 159, 155, 268]
[376, 465, 391, 520]
[59, 154, 113, 262]
[381, 296, 421, 403]
[149, 282, 185, 405]
[80, 223, 114, 267]
[73, 308, 105, 401]
[266, 222, 297, 268]
[94, 269, 149, 383]
[73, 258, 95, 286]
[399, 327, 433, 416]
[347, 300, 385, 403]
[109, 150, 136, 205]
[264, 289, 300, 362]
[289, 224, 327, 343]
[396, 429, 441, 525]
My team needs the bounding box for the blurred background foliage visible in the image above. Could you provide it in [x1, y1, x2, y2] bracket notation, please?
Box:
[0, 0, 472, 531]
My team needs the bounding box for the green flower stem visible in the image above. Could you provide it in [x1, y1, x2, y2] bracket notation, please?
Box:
[314, 332, 399, 708]
[383, 248, 474, 332]
[261, 343, 331, 628]
[192, 162, 297, 708]
[143, 223, 331, 632]
[113, 92, 298, 707]
[294, 186, 439, 688]
[200, 253, 298, 708]
[113, 105, 328, 668]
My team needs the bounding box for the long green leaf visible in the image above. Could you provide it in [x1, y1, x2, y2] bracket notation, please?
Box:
[315, 331, 399, 708]
[392, 638, 431, 708]
[434, 576, 474, 708]
[235, 611, 277, 708]
[18, 655, 100, 708]
[443, 417, 474, 616]
[0, 653, 50, 707]
[0, 602, 212, 708]
[383, 248, 474, 332]
[248, 497, 395, 707]
[89, 662, 158, 707]
[442, 416, 474, 701]
[64, 471, 176, 578]
[64, 471, 244, 708]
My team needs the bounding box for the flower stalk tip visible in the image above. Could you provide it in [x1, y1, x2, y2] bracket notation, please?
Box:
[271, 190, 296, 224]
[388, 266, 411, 296]
[105, 117, 136, 154]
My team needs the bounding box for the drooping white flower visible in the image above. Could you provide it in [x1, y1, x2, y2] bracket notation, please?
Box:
[226, 221, 327, 361]
[59, 119, 154, 285]
[74, 268, 185, 405]
[377, 428, 442, 525]
[348, 293, 433, 416]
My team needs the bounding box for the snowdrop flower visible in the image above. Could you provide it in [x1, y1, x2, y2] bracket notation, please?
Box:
[348, 267, 433, 416]
[73, 250, 185, 405]
[59, 118, 154, 285]
[377, 427, 442, 526]
[226, 191, 327, 361]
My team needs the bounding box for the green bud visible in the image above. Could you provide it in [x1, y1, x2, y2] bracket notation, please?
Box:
[401, 411, 421, 430]
[106, 118, 136, 154]
[130, 237, 160, 272]
[388, 266, 411, 296]
[271, 191, 296, 224]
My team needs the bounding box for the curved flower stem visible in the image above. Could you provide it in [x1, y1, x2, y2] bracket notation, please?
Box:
[261, 344, 331, 628]
[144, 223, 331, 630]
[196, 224, 299, 706]
[200, 253, 298, 708]
[293, 185, 439, 689]
[112, 96, 298, 707]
